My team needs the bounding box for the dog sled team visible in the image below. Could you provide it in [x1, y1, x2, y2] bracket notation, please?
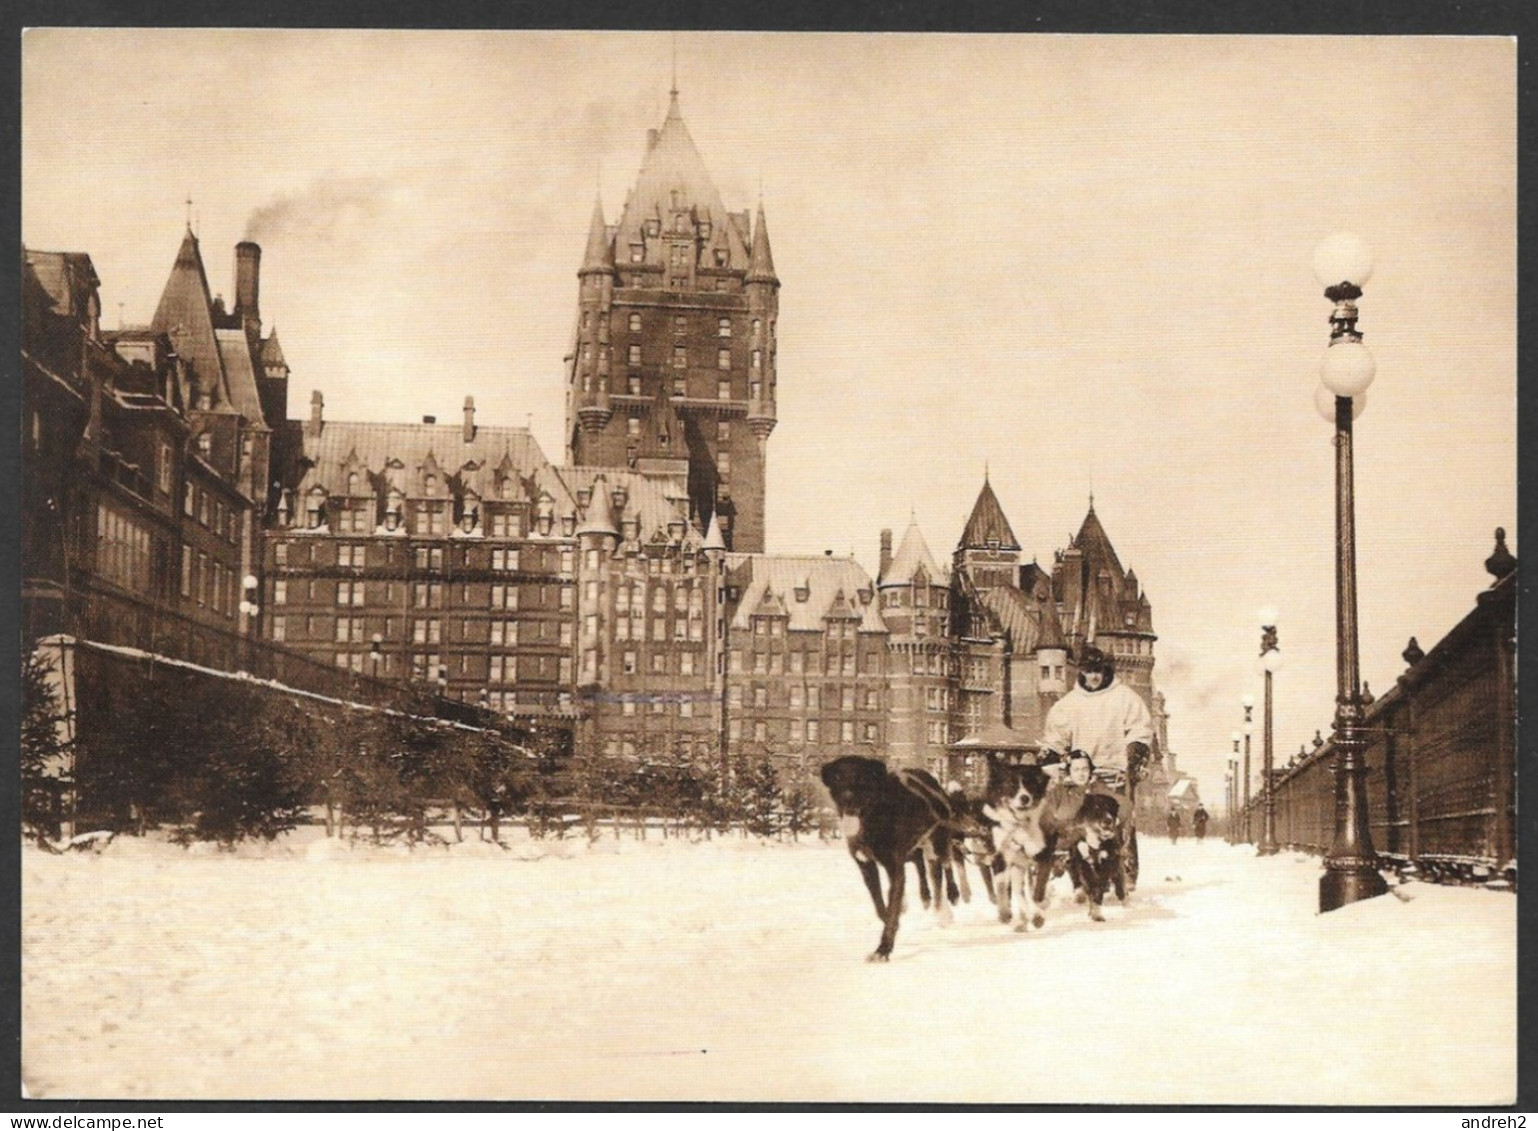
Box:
[821, 645, 1155, 961]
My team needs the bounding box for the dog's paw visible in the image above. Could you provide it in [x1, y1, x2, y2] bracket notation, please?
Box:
[1012, 919, 1030, 933]
[866, 950, 891, 964]
[997, 907, 1012, 925]
[1088, 905, 1105, 922]
[1032, 913, 1045, 929]
[1073, 890, 1088, 904]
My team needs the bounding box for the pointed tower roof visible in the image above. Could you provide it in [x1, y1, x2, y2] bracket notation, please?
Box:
[614, 91, 749, 267]
[747, 201, 778, 284]
[260, 329, 288, 370]
[576, 473, 619, 537]
[579, 195, 613, 274]
[151, 227, 230, 410]
[882, 520, 945, 586]
[959, 477, 1021, 551]
[702, 509, 727, 552]
[1072, 501, 1126, 578]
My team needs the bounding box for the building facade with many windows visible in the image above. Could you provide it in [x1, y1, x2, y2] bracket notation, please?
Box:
[24, 88, 1177, 793]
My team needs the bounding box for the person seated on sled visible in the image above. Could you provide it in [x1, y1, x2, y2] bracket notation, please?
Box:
[1038, 645, 1154, 890]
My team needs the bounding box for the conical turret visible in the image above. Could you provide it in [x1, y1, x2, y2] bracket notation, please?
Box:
[747, 202, 778, 286]
[579, 195, 613, 277]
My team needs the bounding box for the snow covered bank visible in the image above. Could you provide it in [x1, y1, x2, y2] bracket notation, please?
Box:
[21, 831, 1515, 1103]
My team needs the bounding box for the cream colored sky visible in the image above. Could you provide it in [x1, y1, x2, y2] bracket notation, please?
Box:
[22, 31, 1517, 801]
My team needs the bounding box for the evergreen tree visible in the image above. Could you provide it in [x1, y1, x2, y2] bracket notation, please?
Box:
[20, 651, 70, 845]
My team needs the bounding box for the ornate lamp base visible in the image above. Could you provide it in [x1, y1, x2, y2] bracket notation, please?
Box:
[1320, 860, 1388, 912]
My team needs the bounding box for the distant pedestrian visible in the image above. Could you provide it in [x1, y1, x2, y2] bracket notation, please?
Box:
[1192, 805, 1209, 842]
[1166, 806, 1181, 845]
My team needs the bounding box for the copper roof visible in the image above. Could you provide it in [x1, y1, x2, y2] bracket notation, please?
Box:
[727, 553, 886, 634]
[613, 92, 750, 272]
[959, 478, 1021, 551]
[881, 520, 947, 586]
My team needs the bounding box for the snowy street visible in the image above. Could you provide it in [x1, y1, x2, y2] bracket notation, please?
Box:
[21, 830, 1515, 1104]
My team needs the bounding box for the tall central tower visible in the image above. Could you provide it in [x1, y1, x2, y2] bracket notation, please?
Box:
[565, 89, 778, 553]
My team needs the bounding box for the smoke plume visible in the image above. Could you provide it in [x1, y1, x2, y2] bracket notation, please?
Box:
[243, 176, 396, 244]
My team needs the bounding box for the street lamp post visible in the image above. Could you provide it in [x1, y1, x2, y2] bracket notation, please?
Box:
[1227, 743, 1239, 844]
[237, 574, 260, 675]
[1257, 617, 1282, 854]
[1224, 768, 1233, 843]
[1241, 700, 1254, 844]
[1313, 232, 1388, 912]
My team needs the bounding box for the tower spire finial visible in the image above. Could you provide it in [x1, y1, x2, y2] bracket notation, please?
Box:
[185, 195, 193, 230]
[670, 32, 678, 97]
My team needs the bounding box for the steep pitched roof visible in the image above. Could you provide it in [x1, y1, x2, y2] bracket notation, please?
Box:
[978, 587, 1051, 649]
[747, 201, 777, 283]
[702, 509, 727, 552]
[215, 329, 267, 425]
[580, 195, 614, 273]
[151, 228, 230, 412]
[727, 554, 886, 634]
[1071, 502, 1125, 578]
[297, 420, 559, 508]
[259, 330, 288, 370]
[25, 250, 99, 319]
[881, 520, 946, 586]
[557, 465, 697, 547]
[959, 478, 1021, 551]
[573, 472, 619, 537]
[613, 91, 749, 270]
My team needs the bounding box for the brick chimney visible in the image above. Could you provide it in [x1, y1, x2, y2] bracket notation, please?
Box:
[879, 528, 893, 581]
[234, 242, 261, 339]
[306, 389, 323, 439]
[463, 396, 476, 443]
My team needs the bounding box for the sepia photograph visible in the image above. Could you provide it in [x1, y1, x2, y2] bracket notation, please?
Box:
[18, 29, 1517, 1104]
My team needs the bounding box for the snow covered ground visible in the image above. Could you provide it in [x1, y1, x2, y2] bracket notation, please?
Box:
[21, 828, 1515, 1104]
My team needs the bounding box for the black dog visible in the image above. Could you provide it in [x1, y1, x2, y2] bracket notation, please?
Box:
[821, 756, 958, 961]
[1062, 792, 1125, 921]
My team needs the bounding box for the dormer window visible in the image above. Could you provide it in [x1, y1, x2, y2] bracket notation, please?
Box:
[646, 219, 660, 238]
[714, 249, 728, 267]
[196, 433, 212, 456]
[629, 244, 644, 263]
[425, 474, 438, 496]
[347, 472, 359, 495]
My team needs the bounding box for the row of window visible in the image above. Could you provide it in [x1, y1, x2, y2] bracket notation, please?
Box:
[611, 616, 709, 643]
[273, 577, 574, 612]
[730, 649, 882, 676]
[734, 683, 883, 712]
[879, 587, 949, 608]
[330, 649, 571, 685]
[96, 504, 153, 595]
[179, 544, 237, 616]
[749, 617, 865, 638]
[618, 649, 701, 676]
[280, 541, 571, 574]
[183, 481, 239, 543]
[726, 718, 879, 745]
[602, 737, 715, 761]
[277, 614, 569, 646]
[615, 696, 700, 718]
